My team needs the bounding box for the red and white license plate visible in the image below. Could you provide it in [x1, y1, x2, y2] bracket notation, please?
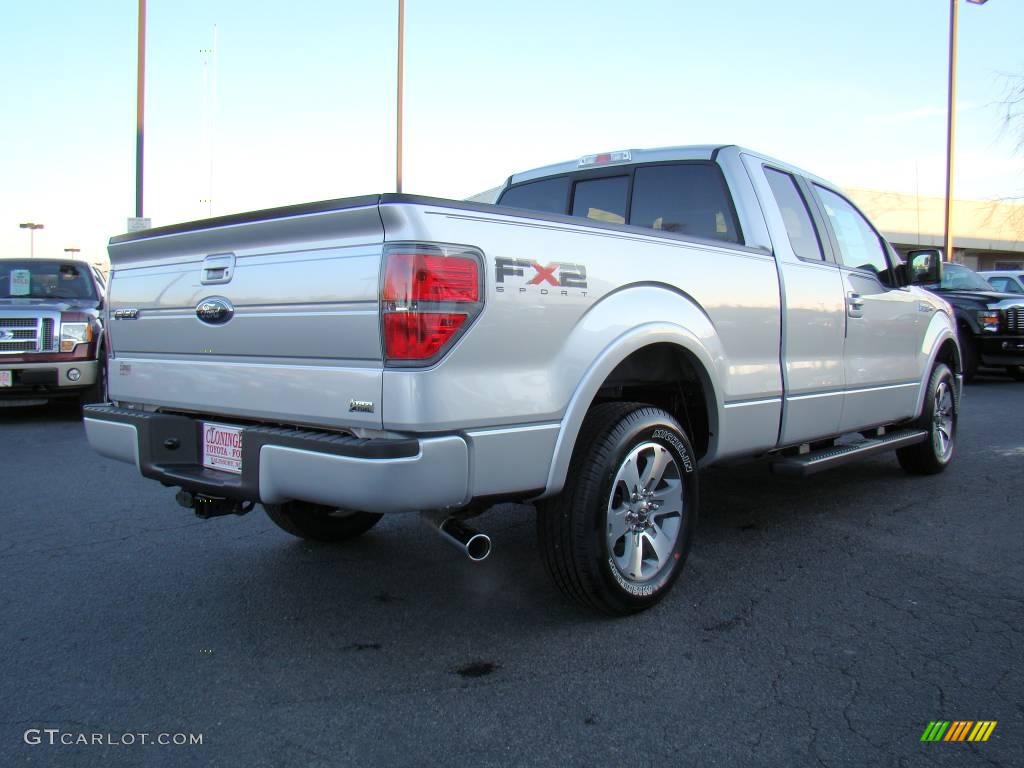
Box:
[201, 422, 244, 474]
[0, 371, 11, 388]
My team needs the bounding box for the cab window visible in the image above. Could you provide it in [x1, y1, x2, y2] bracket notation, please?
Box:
[814, 186, 891, 279]
[988, 276, 1023, 294]
[497, 177, 569, 214]
[571, 176, 628, 225]
[629, 164, 740, 244]
[763, 168, 823, 261]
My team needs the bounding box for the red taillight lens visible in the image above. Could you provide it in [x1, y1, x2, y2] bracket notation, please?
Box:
[383, 252, 479, 303]
[384, 312, 467, 359]
[381, 246, 482, 364]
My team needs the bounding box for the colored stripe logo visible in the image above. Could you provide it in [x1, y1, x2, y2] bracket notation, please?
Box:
[921, 721, 996, 742]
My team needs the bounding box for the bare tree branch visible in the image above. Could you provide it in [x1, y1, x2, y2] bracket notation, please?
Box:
[1002, 72, 1024, 154]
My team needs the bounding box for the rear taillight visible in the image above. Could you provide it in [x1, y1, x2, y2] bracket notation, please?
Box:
[383, 313, 468, 359]
[381, 244, 483, 364]
[383, 252, 479, 303]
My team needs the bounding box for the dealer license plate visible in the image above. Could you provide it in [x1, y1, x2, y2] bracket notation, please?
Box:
[0, 371, 11, 387]
[201, 422, 244, 474]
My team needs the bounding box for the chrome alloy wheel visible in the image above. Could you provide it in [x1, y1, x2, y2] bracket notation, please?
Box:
[606, 442, 685, 582]
[932, 378, 955, 460]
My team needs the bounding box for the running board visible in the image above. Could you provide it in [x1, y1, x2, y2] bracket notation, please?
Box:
[770, 429, 929, 477]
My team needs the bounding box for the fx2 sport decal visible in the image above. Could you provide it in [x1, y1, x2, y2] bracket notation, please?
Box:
[494, 258, 588, 296]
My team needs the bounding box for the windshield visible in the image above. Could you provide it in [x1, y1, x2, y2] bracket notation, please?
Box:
[0, 261, 97, 300]
[940, 263, 994, 292]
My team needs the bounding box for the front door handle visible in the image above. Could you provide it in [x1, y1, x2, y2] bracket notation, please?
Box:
[847, 292, 864, 318]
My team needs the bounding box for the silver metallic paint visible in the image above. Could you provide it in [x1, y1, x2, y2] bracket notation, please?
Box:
[83, 418, 140, 467]
[92, 145, 960, 512]
[258, 436, 469, 513]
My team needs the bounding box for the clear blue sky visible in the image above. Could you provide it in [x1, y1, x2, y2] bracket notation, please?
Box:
[2, 0, 1021, 264]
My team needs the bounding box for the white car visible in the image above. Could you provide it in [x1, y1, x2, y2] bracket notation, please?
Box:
[980, 270, 1024, 295]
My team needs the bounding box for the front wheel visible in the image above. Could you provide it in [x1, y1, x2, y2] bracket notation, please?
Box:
[80, 348, 108, 407]
[1006, 366, 1024, 382]
[264, 501, 382, 542]
[537, 403, 698, 615]
[897, 363, 957, 475]
[959, 331, 978, 382]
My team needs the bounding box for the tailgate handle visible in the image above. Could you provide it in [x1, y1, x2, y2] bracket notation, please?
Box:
[201, 253, 235, 285]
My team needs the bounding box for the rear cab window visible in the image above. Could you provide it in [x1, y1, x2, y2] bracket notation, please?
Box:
[572, 176, 628, 224]
[763, 167, 824, 262]
[630, 164, 740, 243]
[497, 161, 742, 245]
[497, 177, 569, 214]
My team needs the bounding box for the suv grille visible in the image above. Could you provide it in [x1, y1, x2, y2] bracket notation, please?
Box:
[1007, 307, 1024, 333]
[0, 316, 57, 353]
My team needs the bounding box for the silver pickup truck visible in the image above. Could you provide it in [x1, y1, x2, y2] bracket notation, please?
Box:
[84, 145, 961, 615]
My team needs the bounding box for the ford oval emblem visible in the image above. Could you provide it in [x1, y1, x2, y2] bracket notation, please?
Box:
[196, 297, 234, 325]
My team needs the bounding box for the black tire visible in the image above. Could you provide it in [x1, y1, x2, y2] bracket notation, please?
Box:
[79, 347, 107, 407]
[959, 330, 978, 382]
[537, 403, 698, 616]
[897, 363, 957, 475]
[264, 501, 382, 542]
[1006, 366, 1024, 382]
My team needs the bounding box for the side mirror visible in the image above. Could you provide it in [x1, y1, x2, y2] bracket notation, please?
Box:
[906, 249, 943, 286]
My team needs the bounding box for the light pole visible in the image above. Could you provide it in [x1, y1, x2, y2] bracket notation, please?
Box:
[19, 222, 44, 257]
[943, 0, 989, 263]
[136, 0, 147, 219]
[64, 247, 81, 261]
[396, 0, 404, 194]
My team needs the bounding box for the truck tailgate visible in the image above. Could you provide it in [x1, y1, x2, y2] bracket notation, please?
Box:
[105, 198, 385, 430]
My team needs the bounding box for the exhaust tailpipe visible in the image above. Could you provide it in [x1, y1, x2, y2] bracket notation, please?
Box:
[423, 513, 491, 562]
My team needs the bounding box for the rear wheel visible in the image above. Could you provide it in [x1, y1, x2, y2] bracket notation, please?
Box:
[897, 363, 957, 475]
[264, 501, 382, 542]
[1006, 366, 1024, 382]
[537, 403, 698, 615]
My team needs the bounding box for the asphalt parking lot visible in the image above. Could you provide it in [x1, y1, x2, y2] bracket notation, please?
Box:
[2, 379, 1022, 768]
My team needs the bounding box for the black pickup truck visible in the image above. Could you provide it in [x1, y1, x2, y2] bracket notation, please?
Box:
[915, 258, 1024, 381]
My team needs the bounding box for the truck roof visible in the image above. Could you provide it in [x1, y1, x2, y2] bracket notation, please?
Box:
[0, 256, 92, 269]
[508, 144, 835, 191]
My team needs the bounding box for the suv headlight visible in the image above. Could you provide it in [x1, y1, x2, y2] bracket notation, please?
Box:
[60, 322, 93, 352]
[977, 310, 1000, 333]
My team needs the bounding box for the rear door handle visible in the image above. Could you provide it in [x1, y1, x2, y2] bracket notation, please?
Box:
[847, 292, 864, 318]
[201, 253, 235, 285]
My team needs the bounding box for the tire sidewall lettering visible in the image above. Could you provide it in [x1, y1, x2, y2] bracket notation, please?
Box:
[651, 428, 694, 474]
[607, 558, 657, 596]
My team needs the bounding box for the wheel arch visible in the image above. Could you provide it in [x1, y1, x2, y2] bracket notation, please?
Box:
[914, 317, 961, 419]
[541, 326, 721, 499]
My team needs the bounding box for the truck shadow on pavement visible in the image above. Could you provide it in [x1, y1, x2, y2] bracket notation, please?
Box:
[130, 448, 950, 641]
[0, 400, 83, 424]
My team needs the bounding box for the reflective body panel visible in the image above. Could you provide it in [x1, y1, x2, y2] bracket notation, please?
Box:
[89, 146, 958, 512]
